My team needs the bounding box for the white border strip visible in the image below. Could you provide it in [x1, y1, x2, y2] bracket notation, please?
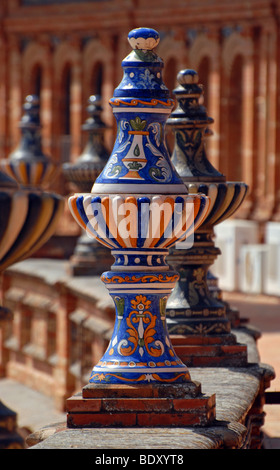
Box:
[112, 107, 171, 114]
[94, 366, 187, 373]
[92, 183, 188, 194]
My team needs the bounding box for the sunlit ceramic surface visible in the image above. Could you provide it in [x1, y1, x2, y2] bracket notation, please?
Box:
[69, 29, 210, 384]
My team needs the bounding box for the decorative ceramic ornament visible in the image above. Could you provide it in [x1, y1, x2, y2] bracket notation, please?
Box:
[165, 70, 248, 367]
[63, 95, 112, 275]
[69, 29, 210, 385]
[2, 95, 58, 188]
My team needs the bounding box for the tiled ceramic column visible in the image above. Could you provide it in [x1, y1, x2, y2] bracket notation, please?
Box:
[0, 168, 64, 448]
[67, 28, 215, 428]
[165, 69, 249, 367]
[63, 95, 112, 275]
[2, 94, 59, 189]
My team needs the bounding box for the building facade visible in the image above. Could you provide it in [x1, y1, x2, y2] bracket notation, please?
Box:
[0, 3, 278, 439]
[0, 0, 279, 228]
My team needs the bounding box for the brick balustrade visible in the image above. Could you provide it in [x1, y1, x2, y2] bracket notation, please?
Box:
[0, 258, 275, 449]
[0, 1, 279, 225]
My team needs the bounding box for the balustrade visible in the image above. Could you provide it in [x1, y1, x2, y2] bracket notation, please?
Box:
[67, 27, 216, 428]
[63, 94, 112, 275]
[0, 21, 277, 449]
[165, 69, 249, 367]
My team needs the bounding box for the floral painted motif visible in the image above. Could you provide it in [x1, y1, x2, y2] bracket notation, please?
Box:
[101, 273, 179, 284]
[118, 295, 164, 358]
[103, 115, 173, 182]
[118, 295, 164, 357]
[68, 29, 209, 385]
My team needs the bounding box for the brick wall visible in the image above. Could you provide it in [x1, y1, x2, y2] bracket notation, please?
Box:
[0, 262, 115, 410]
[0, 0, 279, 222]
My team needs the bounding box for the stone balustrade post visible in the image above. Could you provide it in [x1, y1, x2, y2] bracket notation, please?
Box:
[2, 94, 60, 189]
[63, 94, 112, 275]
[165, 69, 249, 367]
[0, 157, 64, 447]
[67, 28, 216, 428]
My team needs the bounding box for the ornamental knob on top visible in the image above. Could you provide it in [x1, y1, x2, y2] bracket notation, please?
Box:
[68, 29, 211, 386]
[91, 27, 187, 195]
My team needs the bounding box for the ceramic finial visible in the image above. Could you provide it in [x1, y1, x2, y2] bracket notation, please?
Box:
[2, 94, 58, 188]
[116, 27, 167, 99]
[167, 68, 226, 182]
[127, 27, 160, 50]
[177, 69, 199, 86]
[82, 94, 107, 133]
[92, 27, 187, 194]
[63, 94, 109, 192]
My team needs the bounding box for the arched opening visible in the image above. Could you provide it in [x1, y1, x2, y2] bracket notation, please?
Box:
[60, 63, 72, 162]
[62, 64, 71, 136]
[80, 61, 105, 146]
[228, 54, 243, 181]
[198, 56, 210, 109]
[31, 64, 42, 99]
[164, 57, 178, 154]
[164, 57, 177, 95]
[82, 61, 104, 124]
[91, 61, 103, 96]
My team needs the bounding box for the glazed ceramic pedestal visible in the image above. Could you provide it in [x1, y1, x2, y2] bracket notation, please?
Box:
[0, 96, 63, 448]
[165, 69, 249, 367]
[0, 170, 64, 351]
[67, 266, 216, 427]
[167, 225, 248, 367]
[66, 28, 216, 428]
[2, 95, 58, 189]
[63, 95, 112, 276]
[0, 170, 64, 448]
[166, 180, 249, 367]
[67, 193, 215, 427]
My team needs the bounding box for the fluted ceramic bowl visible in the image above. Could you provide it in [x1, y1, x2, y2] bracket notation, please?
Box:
[187, 182, 248, 229]
[0, 172, 64, 272]
[69, 192, 210, 271]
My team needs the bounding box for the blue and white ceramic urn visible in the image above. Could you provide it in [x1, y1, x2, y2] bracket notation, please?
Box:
[69, 28, 210, 385]
[92, 27, 186, 195]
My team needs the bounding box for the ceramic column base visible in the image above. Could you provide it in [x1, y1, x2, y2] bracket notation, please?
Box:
[88, 269, 193, 385]
[66, 382, 216, 428]
[167, 307, 248, 367]
[166, 241, 248, 367]
[66, 268, 216, 428]
[207, 271, 245, 328]
[171, 333, 248, 367]
[166, 273, 248, 368]
[167, 308, 248, 367]
[68, 235, 112, 276]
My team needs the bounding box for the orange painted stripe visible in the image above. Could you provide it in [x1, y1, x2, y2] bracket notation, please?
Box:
[125, 196, 138, 248]
[69, 196, 112, 249]
[69, 196, 87, 231]
[33, 162, 44, 185]
[19, 162, 29, 185]
[128, 131, 149, 135]
[101, 196, 125, 248]
[149, 196, 175, 248]
[164, 198, 191, 247]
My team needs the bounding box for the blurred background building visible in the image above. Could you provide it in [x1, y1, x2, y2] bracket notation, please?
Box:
[0, 3, 279, 447]
[1, 0, 280, 295]
[0, 0, 279, 223]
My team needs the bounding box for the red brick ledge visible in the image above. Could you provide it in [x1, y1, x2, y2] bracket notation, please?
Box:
[66, 382, 216, 428]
